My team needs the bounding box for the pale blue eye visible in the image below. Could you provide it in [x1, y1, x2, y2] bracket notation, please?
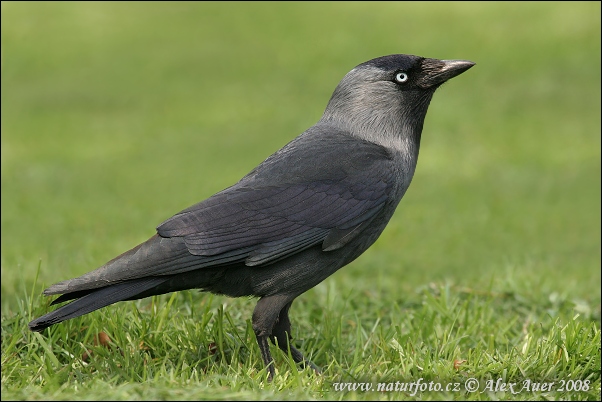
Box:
[395, 72, 408, 83]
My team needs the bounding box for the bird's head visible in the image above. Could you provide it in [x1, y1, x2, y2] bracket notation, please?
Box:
[321, 54, 475, 151]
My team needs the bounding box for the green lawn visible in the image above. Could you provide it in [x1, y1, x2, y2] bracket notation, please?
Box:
[1, 2, 600, 400]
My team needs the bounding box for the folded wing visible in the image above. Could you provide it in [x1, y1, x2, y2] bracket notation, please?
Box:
[45, 128, 397, 294]
[158, 129, 396, 267]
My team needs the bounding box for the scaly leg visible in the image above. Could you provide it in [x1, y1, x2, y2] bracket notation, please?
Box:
[252, 295, 293, 381]
[270, 301, 320, 374]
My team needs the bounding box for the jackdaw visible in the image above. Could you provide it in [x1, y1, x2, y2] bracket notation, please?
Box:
[29, 54, 475, 380]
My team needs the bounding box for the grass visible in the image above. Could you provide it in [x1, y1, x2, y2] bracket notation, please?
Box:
[1, 2, 600, 400]
[3, 273, 600, 400]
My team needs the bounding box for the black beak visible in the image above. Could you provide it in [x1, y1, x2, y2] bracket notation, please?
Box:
[419, 59, 476, 88]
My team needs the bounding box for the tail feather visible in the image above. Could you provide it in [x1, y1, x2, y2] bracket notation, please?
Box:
[50, 289, 95, 305]
[28, 277, 168, 332]
[41, 235, 193, 296]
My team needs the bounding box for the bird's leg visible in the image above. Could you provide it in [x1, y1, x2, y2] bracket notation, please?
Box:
[270, 301, 321, 374]
[255, 332, 275, 381]
[252, 295, 293, 381]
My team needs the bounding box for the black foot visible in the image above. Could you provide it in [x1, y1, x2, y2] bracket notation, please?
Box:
[270, 301, 321, 375]
[252, 295, 320, 381]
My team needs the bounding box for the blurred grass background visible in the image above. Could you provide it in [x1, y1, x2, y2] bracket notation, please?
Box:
[1, 1, 600, 397]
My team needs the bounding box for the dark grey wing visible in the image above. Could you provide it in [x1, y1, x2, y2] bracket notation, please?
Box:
[45, 128, 399, 293]
[157, 128, 397, 268]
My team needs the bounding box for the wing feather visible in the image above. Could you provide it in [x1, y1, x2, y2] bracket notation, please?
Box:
[157, 130, 397, 266]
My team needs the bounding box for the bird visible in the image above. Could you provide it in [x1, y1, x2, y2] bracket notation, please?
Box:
[29, 54, 474, 380]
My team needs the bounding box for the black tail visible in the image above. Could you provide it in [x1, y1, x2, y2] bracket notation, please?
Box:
[28, 277, 168, 332]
